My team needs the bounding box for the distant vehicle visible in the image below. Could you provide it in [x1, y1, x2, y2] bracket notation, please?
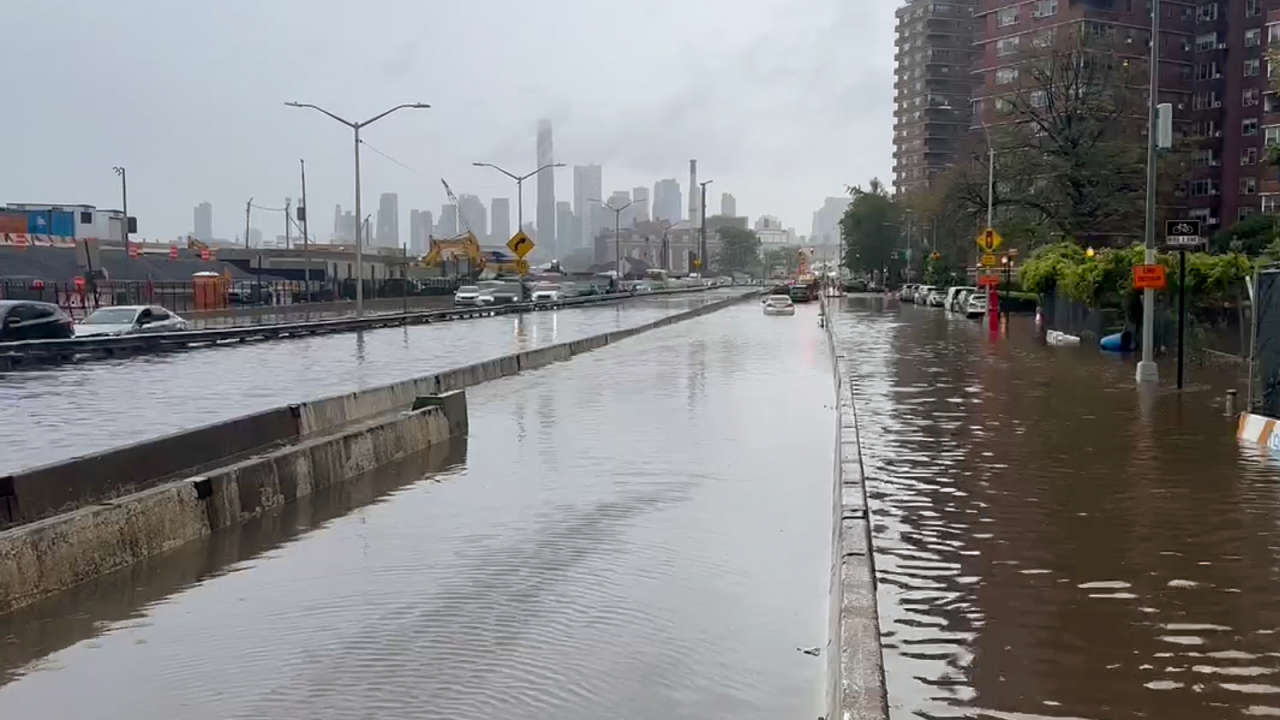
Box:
[75, 305, 188, 337]
[631, 282, 654, 294]
[927, 289, 946, 307]
[762, 294, 796, 316]
[913, 285, 935, 304]
[487, 283, 523, 304]
[715, 276, 734, 286]
[0, 300, 74, 342]
[946, 286, 977, 312]
[845, 278, 869, 293]
[965, 292, 989, 318]
[453, 285, 491, 306]
[530, 282, 562, 302]
[898, 283, 917, 301]
[952, 289, 974, 313]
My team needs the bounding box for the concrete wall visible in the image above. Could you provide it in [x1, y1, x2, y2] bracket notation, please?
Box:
[822, 297, 889, 720]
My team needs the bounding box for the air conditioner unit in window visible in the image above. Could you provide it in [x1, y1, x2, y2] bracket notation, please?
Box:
[1212, 101, 1222, 108]
[1217, 43, 1227, 49]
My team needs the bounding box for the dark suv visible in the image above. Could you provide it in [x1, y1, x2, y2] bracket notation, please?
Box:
[0, 300, 75, 341]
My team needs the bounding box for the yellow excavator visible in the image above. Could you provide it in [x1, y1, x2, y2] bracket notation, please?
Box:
[423, 232, 528, 276]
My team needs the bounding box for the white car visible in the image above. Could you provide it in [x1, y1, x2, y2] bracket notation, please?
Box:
[75, 305, 188, 337]
[927, 289, 946, 307]
[530, 282, 562, 302]
[454, 285, 491, 306]
[965, 292, 989, 318]
[914, 285, 935, 305]
[946, 286, 977, 312]
[762, 294, 795, 316]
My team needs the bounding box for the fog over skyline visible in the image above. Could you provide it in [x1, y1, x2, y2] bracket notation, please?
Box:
[0, 0, 894, 242]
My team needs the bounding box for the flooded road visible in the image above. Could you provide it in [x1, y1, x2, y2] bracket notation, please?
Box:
[0, 289, 739, 474]
[0, 300, 835, 719]
[833, 295, 1280, 720]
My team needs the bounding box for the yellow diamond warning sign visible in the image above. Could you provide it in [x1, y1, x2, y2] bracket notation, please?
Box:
[976, 227, 1003, 253]
[507, 231, 534, 259]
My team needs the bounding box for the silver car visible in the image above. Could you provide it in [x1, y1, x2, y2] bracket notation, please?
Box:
[75, 305, 189, 337]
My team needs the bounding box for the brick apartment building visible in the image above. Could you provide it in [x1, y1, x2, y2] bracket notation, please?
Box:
[894, 0, 1277, 235]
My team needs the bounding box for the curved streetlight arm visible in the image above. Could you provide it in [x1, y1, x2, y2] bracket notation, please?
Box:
[473, 162, 521, 182]
[360, 102, 430, 128]
[284, 101, 354, 128]
[525, 162, 565, 181]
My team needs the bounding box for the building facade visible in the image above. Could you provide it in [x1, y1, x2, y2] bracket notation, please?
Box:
[653, 178, 683, 224]
[573, 164, 602, 249]
[193, 202, 213, 241]
[408, 209, 430, 255]
[491, 197, 511, 242]
[632, 186, 650, 223]
[438, 203, 458, 237]
[720, 192, 737, 217]
[893, 0, 979, 195]
[376, 193, 399, 248]
[457, 194, 487, 239]
[536, 119, 556, 253]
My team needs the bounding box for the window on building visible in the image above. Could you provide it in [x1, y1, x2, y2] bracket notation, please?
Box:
[1246, 28, 1262, 48]
[1193, 148, 1215, 167]
[995, 97, 1014, 114]
[1245, 58, 1261, 77]
[1245, 146, 1260, 166]
[1266, 125, 1280, 146]
[1033, 28, 1055, 48]
[1263, 195, 1280, 214]
[998, 6, 1018, 26]
[1245, 88, 1260, 107]
[996, 67, 1019, 85]
[1033, 0, 1057, 18]
[1191, 179, 1218, 196]
[997, 36, 1020, 56]
[1030, 89, 1048, 108]
[1270, 24, 1280, 45]
[1242, 177, 1259, 194]
[1246, 0, 1261, 18]
[1197, 62, 1221, 80]
[1196, 33, 1218, 52]
[1267, 93, 1280, 113]
[1245, 118, 1260, 136]
[1197, 2, 1218, 22]
[1241, 206, 1257, 221]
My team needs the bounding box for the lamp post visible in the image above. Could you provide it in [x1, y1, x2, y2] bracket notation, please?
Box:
[284, 101, 430, 317]
[472, 162, 565, 237]
[1136, 0, 1162, 383]
[112, 166, 129, 254]
[699, 179, 713, 274]
[590, 197, 636, 290]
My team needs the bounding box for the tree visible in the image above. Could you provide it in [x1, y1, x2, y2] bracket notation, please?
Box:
[763, 246, 798, 279]
[840, 179, 901, 276]
[1211, 214, 1277, 255]
[715, 226, 761, 274]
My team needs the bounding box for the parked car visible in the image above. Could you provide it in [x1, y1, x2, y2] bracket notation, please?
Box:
[927, 289, 946, 307]
[74, 305, 189, 337]
[486, 283, 523, 305]
[762, 294, 796, 316]
[913, 285, 935, 304]
[454, 285, 491, 306]
[530, 282, 562, 302]
[898, 283, 917, 301]
[965, 292, 989, 318]
[0, 300, 75, 341]
[946, 286, 977, 312]
[951, 289, 974, 313]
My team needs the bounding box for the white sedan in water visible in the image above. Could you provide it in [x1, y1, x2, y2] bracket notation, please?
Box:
[762, 294, 796, 316]
[74, 305, 189, 337]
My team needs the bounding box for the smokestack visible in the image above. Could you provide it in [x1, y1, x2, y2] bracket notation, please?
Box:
[688, 159, 698, 226]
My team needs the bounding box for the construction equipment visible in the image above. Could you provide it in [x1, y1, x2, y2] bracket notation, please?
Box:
[423, 232, 527, 277]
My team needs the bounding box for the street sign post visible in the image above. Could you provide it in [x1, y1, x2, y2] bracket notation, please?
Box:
[1163, 219, 1201, 390]
[506, 230, 534, 259]
[976, 227, 1003, 253]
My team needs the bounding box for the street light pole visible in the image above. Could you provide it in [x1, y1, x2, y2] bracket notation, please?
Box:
[300, 159, 311, 298]
[285, 101, 430, 317]
[699, 179, 713, 274]
[112, 166, 129, 254]
[590, 197, 636, 289]
[244, 197, 252, 249]
[1137, 0, 1161, 383]
[472, 161, 565, 238]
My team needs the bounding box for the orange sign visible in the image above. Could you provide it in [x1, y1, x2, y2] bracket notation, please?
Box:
[1132, 264, 1167, 290]
[977, 274, 1000, 288]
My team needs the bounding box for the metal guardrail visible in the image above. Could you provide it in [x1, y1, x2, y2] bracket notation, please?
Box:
[0, 286, 722, 371]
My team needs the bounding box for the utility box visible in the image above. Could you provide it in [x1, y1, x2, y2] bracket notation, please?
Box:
[1156, 103, 1173, 150]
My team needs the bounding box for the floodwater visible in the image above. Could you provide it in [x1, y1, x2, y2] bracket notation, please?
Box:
[833, 295, 1280, 720]
[0, 289, 741, 473]
[0, 301, 835, 719]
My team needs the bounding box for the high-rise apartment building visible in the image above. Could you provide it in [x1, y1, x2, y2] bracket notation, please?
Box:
[892, 0, 979, 195]
[438, 203, 458, 237]
[608, 190, 633, 228]
[555, 201, 575, 258]
[536, 119, 556, 254]
[457, 194, 487, 239]
[812, 197, 848, 246]
[376, 193, 399, 247]
[573, 164, 602, 248]
[632, 187, 650, 223]
[720, 193, 737, 217]
[653, 178, 683, 224]
[193, 202, 213, 241]
[491, 197, 511, 242]
[408, 209, 431, 255]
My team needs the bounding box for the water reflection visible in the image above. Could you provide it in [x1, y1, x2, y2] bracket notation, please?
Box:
[833, 297, 1280, 720]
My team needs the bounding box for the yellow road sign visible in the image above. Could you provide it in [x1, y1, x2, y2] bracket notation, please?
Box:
[507, 231, 535, 259]
[514, 258, 530, 275]
[976, 227, 1003, 252]
[981, 252, 998, 267]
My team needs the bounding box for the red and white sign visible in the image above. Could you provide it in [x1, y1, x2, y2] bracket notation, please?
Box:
[128, 244, 141, 258]
[73, 276, 86, 291]
[201, 248, 211, 261]
[169, 245, 179, 260]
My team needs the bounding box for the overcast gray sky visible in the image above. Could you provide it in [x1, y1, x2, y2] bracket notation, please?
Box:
[0, 0, 894, 243]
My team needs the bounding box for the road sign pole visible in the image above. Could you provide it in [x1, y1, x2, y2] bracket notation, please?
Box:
[1177, 248, 1186, 390]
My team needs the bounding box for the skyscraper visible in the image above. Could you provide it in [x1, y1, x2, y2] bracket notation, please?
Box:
[376, 193, 399, 247]
[653, 178, 682, 224]
[573, 164, 602, 249]
[193, 202, 213, 241]
[457, 194, 487, 239]
[536, 119, 556, 253]
[332, 205, 355, 243]
[409, 209, 431, 255]
[439, 204, 458, 237]
[632, 187, 650, 223]
[688, 160, 699, 225]
[720, 193, 737, 217]
[555, 201, 574, 258]
[607, 190, 633, 228]
[811, 197, 848, 246]
[491, 198, 511, 242]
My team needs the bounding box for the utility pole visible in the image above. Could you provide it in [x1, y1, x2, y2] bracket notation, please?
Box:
[285, 101, 430, 317]
[699, 179, 713, 274]
[300, 159, 311, 298]
[284, 198, 291, 250]
[1137, 0, 1161, 384]
[112, 166, 129, 254]
[244, 197, 252, 249]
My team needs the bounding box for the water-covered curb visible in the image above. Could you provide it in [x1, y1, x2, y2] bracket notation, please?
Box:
[822, 296, 889, 720]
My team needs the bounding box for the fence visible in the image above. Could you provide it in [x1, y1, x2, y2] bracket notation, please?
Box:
[1252, 268, 1280, 416]
[0, 277, 459, 319]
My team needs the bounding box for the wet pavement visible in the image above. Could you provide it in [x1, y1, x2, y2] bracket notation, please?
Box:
[0, 289, 740, 474]
[0, 300, 835, 719]
[832, 295, 1280, 720]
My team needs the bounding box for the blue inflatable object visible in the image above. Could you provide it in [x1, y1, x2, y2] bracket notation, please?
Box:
[1100, 330, 1135, 352]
